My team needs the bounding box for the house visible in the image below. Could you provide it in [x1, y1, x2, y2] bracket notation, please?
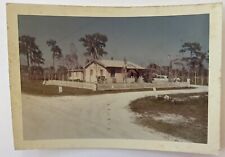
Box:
[68, 69, 84, 81]
[69, 59, 145, 83]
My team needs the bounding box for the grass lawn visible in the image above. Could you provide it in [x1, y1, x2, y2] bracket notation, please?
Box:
[129, 93, 208, 143]
[21, 80, 154, 96]
[21, 80, 94, 96]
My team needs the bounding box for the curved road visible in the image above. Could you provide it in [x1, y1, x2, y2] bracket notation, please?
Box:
[22, 85, 208, 141]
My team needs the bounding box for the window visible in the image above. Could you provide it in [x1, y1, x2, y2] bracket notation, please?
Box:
[90, 69, 93, 76]
[100, 69, 103, 76]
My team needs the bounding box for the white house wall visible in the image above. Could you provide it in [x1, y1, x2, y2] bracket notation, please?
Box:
[115, 71, 124, 83]
[84, 63, 109, 83]
[68, 71, 83, 81]
[83, 62, 139, 83]
[105, 68, 124, 83]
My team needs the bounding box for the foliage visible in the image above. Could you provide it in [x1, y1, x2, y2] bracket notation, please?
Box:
[19, 35, 45, 67]
[64, 43, 79, 70]
[79, 33, 108, 60]
[179, 42, 209, 84]
[179, 42, 202, 57]
[46, 39, 63, 68]
[179, 42, 208, 72]
[57, 65, 68, 75]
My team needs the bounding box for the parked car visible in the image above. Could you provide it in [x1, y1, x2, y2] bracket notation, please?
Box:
[173, 77, 181, 82]
[152, 75, 169, 83]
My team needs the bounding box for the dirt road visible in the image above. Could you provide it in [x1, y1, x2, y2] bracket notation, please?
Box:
[22, 86, 208, 141]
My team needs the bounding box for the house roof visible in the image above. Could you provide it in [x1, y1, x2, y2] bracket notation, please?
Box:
[68, 69, 83, 72]
[85, 59, 145, 70]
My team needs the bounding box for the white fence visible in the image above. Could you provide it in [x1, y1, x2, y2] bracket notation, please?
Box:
[97, 83, 153, 91]
[97, 82, 190, 91]
[44, 80, 190, 91]
[44, 80, 97, 91]
[151, 82, 191, 88]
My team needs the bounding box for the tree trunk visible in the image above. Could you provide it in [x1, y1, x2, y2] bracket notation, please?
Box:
[96, 63, 98, 83]
[201, 69, 204, 85]
[194, 71, 197, 85]
[26, 53, 30, 68]
[26, 53, 31, 79]
[53, 56, 55, 70]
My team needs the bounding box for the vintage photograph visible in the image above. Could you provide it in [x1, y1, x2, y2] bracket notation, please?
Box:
[18, 14, 209, 143]
[7, 3, 222, 154]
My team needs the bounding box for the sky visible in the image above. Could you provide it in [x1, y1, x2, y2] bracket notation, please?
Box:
[18, 14, 209, 67]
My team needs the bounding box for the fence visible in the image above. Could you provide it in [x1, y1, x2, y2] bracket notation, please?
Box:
[44, 80, 97, 91]
[44, 80, 190, 91]
[97, 82, 190, 91]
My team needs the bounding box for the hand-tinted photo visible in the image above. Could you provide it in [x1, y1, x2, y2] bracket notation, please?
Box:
[18, 14, 209, 143]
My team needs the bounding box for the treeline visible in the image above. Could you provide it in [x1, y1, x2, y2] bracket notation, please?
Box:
[19, 33, 209, 85]
[143, 42, 209, 85]
[19, 33, 108, 80]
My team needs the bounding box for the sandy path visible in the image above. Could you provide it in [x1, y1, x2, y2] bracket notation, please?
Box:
[22, 85, 207, 141]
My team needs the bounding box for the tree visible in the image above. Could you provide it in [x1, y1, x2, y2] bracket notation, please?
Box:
[64, 43, 79, 70]
[123, 57, 127, 83]
[179, 42, 202, 57]
[19, 35, 45, 80]
[197, 50, 209, 85]
[46, 39, 63, 69]
[143, 63, 161, 83]
[29, 65, 44, 80]
[57, 66, 68, 80]
[19, 35, 44, 68]
[79, 33, 108, 60]
[31, 49, 45, 66]
[173, 61, 186, 82]
[179, 42, 208, 85]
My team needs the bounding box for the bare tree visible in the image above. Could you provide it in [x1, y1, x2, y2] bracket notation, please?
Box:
[64, 43, 79, 70]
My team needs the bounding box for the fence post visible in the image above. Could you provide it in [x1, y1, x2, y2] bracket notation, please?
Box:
[153, 87, 158, 98]
[95, 83, 97, 91]
[58, 86, 63, 93]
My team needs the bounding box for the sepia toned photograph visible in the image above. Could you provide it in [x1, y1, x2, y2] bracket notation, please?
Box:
[19, 14, 209, 143]
[7, 3, 222, 154]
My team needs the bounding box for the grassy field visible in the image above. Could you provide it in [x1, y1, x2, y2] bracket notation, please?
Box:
[21, 80, 93, 96]
[21, 80, 194, 96]
[129, 93, 208, 143]
[21, 80, 154, 96]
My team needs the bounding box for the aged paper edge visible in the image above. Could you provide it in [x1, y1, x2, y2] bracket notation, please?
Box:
[6, 3, 222, 154]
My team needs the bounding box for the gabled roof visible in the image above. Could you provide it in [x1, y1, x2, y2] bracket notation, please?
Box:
[85, 59, 145, 70]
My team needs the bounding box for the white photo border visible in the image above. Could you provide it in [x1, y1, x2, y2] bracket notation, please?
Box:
[6, 3, 222, 154]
